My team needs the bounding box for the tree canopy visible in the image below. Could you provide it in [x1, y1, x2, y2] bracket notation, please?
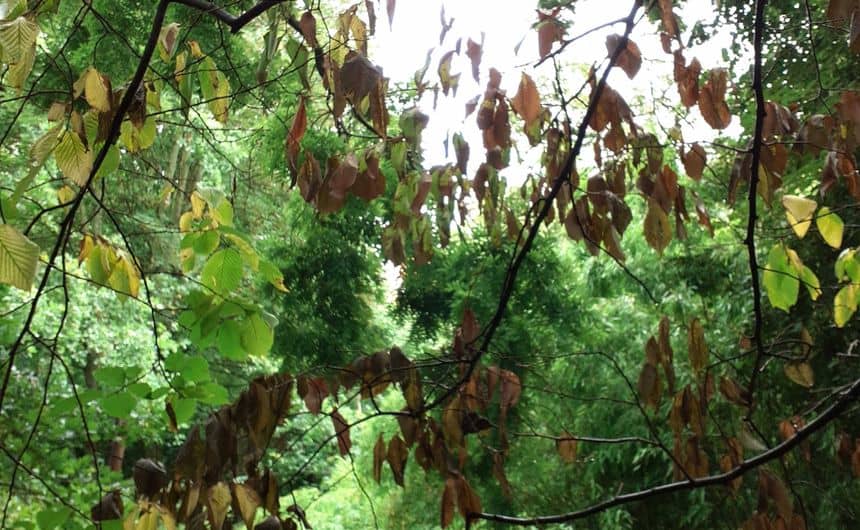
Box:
[2, 0, 860, 529]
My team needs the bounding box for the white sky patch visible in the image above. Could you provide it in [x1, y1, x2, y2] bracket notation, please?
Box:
[371, 0, 743, 182]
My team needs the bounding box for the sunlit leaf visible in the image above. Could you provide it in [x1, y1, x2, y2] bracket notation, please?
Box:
[816, 206, 844, 248]
[0, 223, 39, 291]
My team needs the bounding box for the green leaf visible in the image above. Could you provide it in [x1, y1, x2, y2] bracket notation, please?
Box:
[172, 397, 197, 424]
[835, 284, 858, 328]
[201, 248, 243, 294]
[128, 382, 152, 399]
[835, 248, 860, 283]
[93, 366, 125, 387]
[816, 206, 844, 249]
[94, 143, 120, 179]
[217, 319, 246, 360]
[100, 391, 136, 418]
[179, 355, 210, 383]
[0, 223, 40, 290]
[763, 244, 799, 312]
[36, 507, 71, 530]
[240, 312, 273, 356]
[119, 118, 156, 153]
[193, 230, 220, 255]
[193, 382, 229, 405]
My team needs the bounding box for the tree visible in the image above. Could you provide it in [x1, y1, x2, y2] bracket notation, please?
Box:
[2, 0, 860, 528]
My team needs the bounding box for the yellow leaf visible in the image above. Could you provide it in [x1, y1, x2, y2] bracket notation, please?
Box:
[78, 234, 94, 264]
[54, 131, 93, 186]
[190, 192, 205, 219]
[816, 206, 844, 249]
[231, 482, 261, 530]
[205, 482, 231, 530]
[835, 284, 858, 328]
[781, 195, 817, 238]
[57, 185, 75, 204]
[179, 211, 194, 232]
[84, 67, 111, 112]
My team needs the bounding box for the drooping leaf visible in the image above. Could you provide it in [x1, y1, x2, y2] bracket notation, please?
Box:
[0, 224, 39, 291]
[83, 67, 111, 112]
[201, 248, 243, 294]
[834, 284, 858, 327]
[331, 409, 352, 456]
[606, 34, 641, 79]
[205, 482, 231, 530]
[240, 312, 274, 357]
[682, 143, 706, 181]
[372, 433, 386, 483]
[643, 198, 672, 255]
[232, 482, 261, 530]
[556, 433, 578, 463]
[387, 435, 408, 486]
[763, 244, 799, 312]
[698, 68, 731, 129]
[687, 318, 708, 374]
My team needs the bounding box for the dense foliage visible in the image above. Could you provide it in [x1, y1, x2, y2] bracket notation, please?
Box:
[2, 0, 860, 529]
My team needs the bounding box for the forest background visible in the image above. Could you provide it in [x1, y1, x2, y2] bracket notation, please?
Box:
[1, 0, 860, 529]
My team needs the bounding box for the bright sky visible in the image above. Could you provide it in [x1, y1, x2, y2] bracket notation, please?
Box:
[371, 0, 742, 177]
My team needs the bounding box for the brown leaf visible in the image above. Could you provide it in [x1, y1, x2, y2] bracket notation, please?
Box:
[556, 432, 578, 463]
[91, 490, 123, 521]
[387, 435, 408, 486]
[498, 369, 521, 411]
[658, 0, 680, 38]
[674, 53, 701, 108]
[297, 376, 329, 415]
[438, 50, 459, 97]
[643, 197, 672, 255]
[328, 153, 359, 198]
[537, 9, 565, 60]
[351, 151, 386, 201]
[698, 68, 732, 129]
[687, 318, 708, 374]
[511, 72, 542, 126]
[442, 397, 464, 447]
[719, 376, 751, 407]
[299, 12, 318, 47]
[331, 409, 352, 456]
[440, 478, 456, 528]
[492, 453, 513, 498]
[340, 52, 382, 104]
[637, 363, 661, 409]
[455, 476, 482, 518]
[285, 96, 307, 177]
[759, 469, 793, 522]
[465, 37, 483, 83]
[606, 34, 641, 79]
[133, 458, 167, 498]
[373, 433, 386, 483]
[682, 143, 707, 181]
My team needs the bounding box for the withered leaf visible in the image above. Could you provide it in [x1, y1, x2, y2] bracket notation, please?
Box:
[297, 376, 329, 415]
[556, 432, 578, 463]
[687, 318, 708, 374]
[606, 34, 641, 79]
[682, 143, 707, 181]
[637, 363, 661, 409]
[299, 12, 318, 47]
[285, 96, 307, 177]
[205, 482, 231, 530]
[340, 52, 382, 104]
[331, 409, 352, 456]
[537, 8, 565, 60]
[373, 433, 386, 483]
[644, 197, 672, 255]
[455, 476, 482, 518]
[698, 68, 732, 129]
[511, 72, 542, 126]
[91, 490, 123, 521]
[465, 37, 482, 82]
[719, 376, 751, 407]
[232, 482, 261, 530]
[387, 435, 408, 486]
[440, 478, 456, 528]
[133, 458, 167, 498]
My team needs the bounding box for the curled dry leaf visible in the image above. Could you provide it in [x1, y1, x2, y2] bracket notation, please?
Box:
[556, 432, 578, 463]
[698, 68, 732, 130]
[606, 34, 641, 79]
